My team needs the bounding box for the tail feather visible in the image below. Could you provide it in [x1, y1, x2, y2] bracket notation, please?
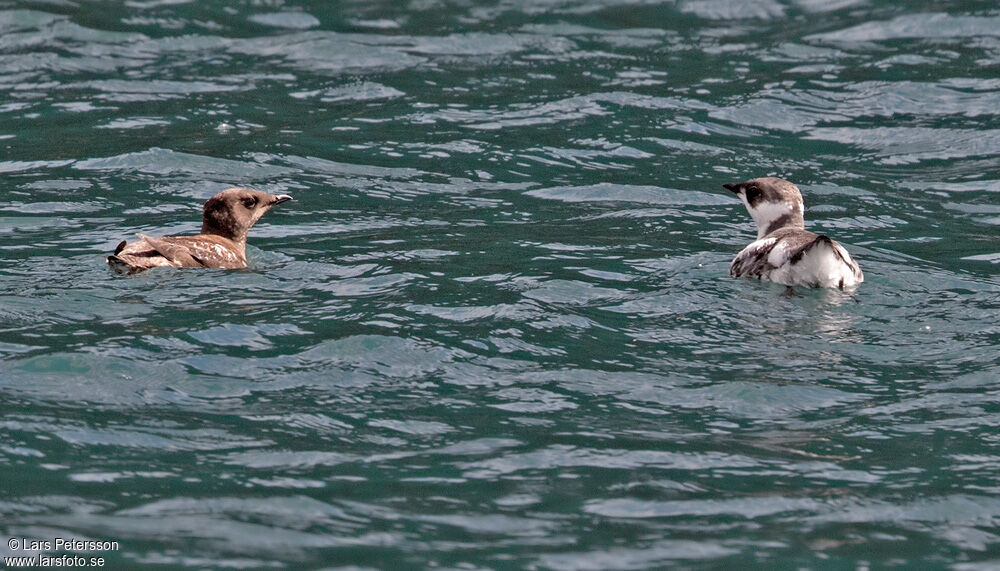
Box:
[107, 254, 133, 274]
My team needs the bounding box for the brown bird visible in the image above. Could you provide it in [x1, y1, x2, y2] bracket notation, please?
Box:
[107, 188, 292, 274]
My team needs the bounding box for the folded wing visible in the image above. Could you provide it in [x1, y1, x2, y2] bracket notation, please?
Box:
[731, 230, 863, 289]
[730, 236, 779, 279]
[137, 234, 205, 267]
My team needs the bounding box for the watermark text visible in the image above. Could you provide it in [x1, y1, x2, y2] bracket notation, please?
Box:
[5, 537, 119, 568]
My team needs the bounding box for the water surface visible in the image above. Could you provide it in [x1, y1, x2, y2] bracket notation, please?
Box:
[1, 0, 999, 568]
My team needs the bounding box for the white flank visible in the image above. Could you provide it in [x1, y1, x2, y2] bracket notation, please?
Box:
[768, 239, 863, 289]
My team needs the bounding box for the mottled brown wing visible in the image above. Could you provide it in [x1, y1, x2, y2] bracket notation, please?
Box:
[171, 236, 245, 269]
[136, 234, 206, 267]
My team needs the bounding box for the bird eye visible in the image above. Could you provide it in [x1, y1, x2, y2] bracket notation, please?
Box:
[744, 186, 762, 204]
[242, 196, 258, 208]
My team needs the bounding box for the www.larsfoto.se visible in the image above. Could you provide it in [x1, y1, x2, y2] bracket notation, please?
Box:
[4, 554, 107, 567]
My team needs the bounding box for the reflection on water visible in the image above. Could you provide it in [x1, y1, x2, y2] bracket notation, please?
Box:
[1, 0, 1000, 567]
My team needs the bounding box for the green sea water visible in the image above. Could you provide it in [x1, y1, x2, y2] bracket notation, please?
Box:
[1, 0, 999, 568]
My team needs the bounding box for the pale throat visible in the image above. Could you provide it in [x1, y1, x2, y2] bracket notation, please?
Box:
[748, 200, 804, 238]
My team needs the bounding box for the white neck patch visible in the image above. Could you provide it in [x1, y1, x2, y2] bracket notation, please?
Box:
[742, 198, 801, 238]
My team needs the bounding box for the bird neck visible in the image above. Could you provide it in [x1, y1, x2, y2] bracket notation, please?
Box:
[201, 221, 247, 249]
[752, 201, 805, 239]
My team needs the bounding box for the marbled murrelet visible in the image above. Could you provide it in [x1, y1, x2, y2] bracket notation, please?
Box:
[724, 177, 863, 290]
[107, 188, 291, 274]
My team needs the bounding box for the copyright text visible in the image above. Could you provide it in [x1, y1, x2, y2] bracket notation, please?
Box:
[5, 537, 119, 568]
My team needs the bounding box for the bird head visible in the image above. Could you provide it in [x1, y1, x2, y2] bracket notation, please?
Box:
[723, 177, 805, 239]
[201, 188, 292, 243]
